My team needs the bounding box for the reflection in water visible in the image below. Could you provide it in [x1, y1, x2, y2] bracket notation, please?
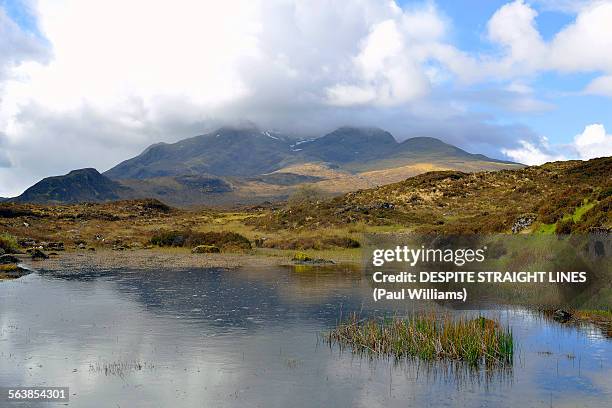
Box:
[0, 266, 610, 408]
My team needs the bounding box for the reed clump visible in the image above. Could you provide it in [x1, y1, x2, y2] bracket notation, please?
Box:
[327, 313, 513, 367]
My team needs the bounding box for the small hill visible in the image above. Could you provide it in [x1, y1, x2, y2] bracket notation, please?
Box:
[15, 168, 130, 204]
[248, 157, 612, 234]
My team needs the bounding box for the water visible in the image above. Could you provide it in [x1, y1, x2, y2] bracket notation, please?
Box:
[1, 266, 610, 407]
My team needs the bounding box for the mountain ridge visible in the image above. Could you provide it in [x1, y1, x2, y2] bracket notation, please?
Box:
[104, 126, 515, 181]
[11, 126, 523, 205]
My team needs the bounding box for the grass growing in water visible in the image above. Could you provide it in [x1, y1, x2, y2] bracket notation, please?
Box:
[327, 313, 513, 367]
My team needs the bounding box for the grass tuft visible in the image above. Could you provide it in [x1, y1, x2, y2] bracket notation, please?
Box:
[0, 233, 20, 253]
[327, 313, 513, 367]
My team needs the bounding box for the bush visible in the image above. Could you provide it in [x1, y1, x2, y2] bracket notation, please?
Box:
[150, 230, 251, 251]
[262, 235, 360, 250]
[322, 236, 360, 248]
[555, 219, 575, 234]
[191, 245, 220, 254]
[287, 185, 326, 206]
[0, 233, 20, 253]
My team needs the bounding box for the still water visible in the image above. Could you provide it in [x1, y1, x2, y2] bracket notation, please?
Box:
[1, 266, 611, 407]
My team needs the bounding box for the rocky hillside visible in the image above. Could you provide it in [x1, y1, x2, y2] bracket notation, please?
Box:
[15, 169, 131, 204]
[248, 157, 612, 234]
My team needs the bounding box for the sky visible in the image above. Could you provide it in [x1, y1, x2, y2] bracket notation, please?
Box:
[0, 0, 611, 196]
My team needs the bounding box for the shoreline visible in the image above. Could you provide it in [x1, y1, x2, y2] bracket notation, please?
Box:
[12, 247, 360, 274]
[25, 248, 295, 273]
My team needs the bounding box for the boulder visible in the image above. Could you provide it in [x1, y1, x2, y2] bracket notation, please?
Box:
[0, 254, 21, 264]
[46, 242, 65, 251]
[512, 215, 536, 234]
[192, 245, 220, 254]
[30, 248, 49, 260]
[291, 252, 334, 265]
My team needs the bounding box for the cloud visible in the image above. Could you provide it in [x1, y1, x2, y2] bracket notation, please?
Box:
[0, 0, 611, 195]
[584, 75, 612, 96]
[433, 1, 612, 85]
[326, 17, 432, 106]
[502, 123, 612, 164]
[501, 138, 565, 165]
[0, 6, 49, 82]
[573, 123, 612, 159]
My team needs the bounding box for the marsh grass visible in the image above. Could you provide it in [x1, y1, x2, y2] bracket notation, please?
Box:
[327, 313, 513, 367]
[0, 232, 20, 253]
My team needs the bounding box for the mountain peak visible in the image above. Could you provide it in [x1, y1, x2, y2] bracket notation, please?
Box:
[16, 168, 128, 203]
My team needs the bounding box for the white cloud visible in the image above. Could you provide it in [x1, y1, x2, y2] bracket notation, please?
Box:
[501, 139, 564, 165]
[502, 123, 612, 165]
[548, 1, 612, 73]
[584, 75, 612, 96]
[0, 7, 49, 82]
[487, 0, 546, 67]
[573, 123, 612, 159]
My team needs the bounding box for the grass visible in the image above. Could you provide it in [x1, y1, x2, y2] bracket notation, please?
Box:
[536, 199, 598, 234]
[0, 232, 20, 253]
[327, 313, 513, 367]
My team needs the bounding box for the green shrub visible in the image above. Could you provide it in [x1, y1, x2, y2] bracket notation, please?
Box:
[0, 233, 20, 253]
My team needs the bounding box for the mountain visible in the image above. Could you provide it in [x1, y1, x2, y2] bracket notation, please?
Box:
[295, 127, 397, 163]
[105, 127, 295, 179]
[15, 168, 130, 204]
[105, 126, 513, 180]
[15, 126, 522, 206]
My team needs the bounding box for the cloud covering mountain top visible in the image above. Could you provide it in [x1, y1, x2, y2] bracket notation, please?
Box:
[0, 0, 611, 195]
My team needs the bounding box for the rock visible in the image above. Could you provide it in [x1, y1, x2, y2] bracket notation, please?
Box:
[291, 252, 334, 265]
[0, 254, 21, 264]
[378, 202, 395, 209]
[19, 239, 37, 248]
[88, 247, 96, 251]
[78, 243, 87, 250]
[512, 215, 536, 234]
[192, 245, 220, 254]
[46, 242, 65, 251]
[0, 263, 31, 279]
[292, 252, 312, 262]
[553, 309, 572, 323]
[30, 248, 49, 260]
[0, 248, 4, 256]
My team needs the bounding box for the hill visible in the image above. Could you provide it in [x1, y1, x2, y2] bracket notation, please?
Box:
[248, 157, 612, 234]
[14, 168, 131, 204]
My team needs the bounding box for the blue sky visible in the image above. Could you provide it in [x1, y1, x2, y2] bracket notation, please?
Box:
[0, 0, 611, 196]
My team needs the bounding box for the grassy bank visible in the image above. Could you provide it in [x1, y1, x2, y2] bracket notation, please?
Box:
[327, 313, 513, 367]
